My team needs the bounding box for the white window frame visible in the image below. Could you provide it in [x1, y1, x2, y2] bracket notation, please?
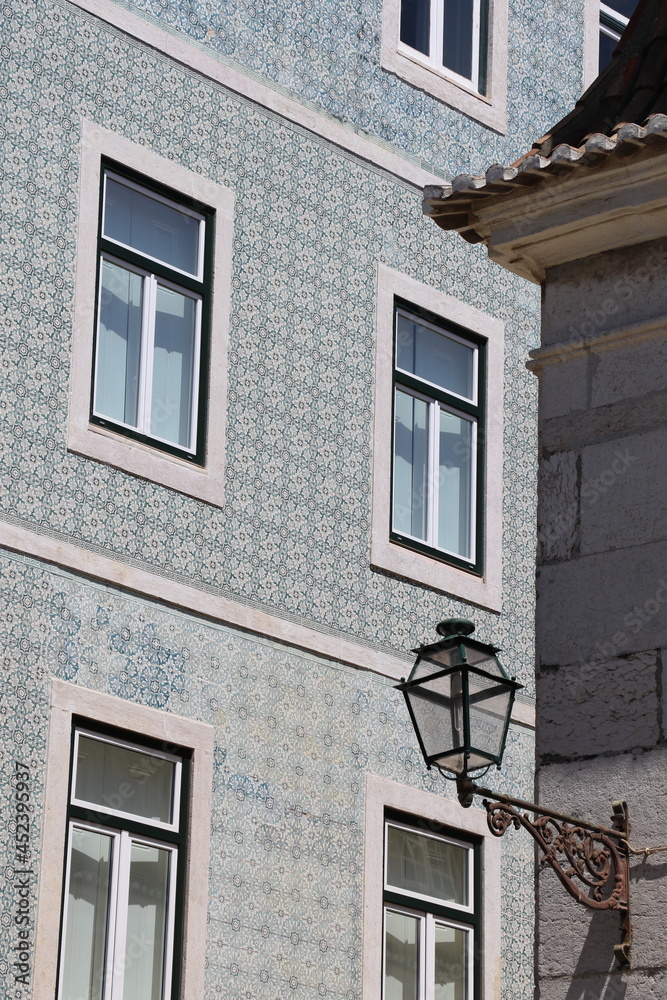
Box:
[58, 819, 179, 1000]
[101, 171, 207, 282]
[383, 819, 476, 1000]
[93, 250, 204, 455]
[372, 265, 504, 612]
[583, 0, 635, 85]
[34, 680, 214, 1000]
[68, 120, 234, 506]
[381, 0, 508, 133]
[383, 904, 475, 1000]
[396, 0, 483, 95]
[70, 728, 183, 832]
[59, 726, 184, 1000]
[384, 819, 475, 914]
[597, 3, 632, 71]
[362, 774, 501, 1000]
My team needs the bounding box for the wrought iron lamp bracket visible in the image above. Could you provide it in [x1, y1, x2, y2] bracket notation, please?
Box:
[455, 776, 631, 967]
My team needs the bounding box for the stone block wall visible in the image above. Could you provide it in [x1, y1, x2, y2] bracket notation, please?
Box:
[534, 236, 667, 998]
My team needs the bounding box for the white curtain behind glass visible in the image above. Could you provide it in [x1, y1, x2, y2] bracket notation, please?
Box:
[96, 260, 142, 427]
[60, 828, 112, 1000]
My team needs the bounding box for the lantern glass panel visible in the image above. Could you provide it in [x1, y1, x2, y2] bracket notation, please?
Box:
[468, 672, 513, 762]
[405, 669, 465, 760]
[463, 647, 502, 672]
[410, 645, 464, 680]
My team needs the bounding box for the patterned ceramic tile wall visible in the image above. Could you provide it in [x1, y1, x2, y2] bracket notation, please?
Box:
[1, 0, 540, 696]
[0, 0, 553, 993]
[111, 0, 586, 176]
[0, 550, 535, 999]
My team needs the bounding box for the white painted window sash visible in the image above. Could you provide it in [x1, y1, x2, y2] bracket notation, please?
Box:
[384, 820, 475, 914]
[437, 401, 477, 566]
[110, 833, 178, 1000]
[600, 2, 630, 31]
[102, 171, 206, 281]
[59, 822, 178, 1000]
[382, 904, 474, 1000]
[392, 385, 477, 563]
[394, 306, 479, 407]
[93, 254, 202, 454]
[70, 728, 183, 833]
[58, 820, 121, 1000]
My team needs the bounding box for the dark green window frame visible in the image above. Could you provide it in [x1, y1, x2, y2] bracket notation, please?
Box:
[56, 718, 191, 1000]
[91, 159, 215, 465]
[383, 810, 482, 1000]
[390, 298, 486, 576]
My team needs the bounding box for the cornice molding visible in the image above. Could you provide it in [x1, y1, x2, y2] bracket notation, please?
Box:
[471, 149, 667, 283]
[526, 314, 667, 371]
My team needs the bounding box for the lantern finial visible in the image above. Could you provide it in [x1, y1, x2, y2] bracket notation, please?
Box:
[436, 618, 475, 637]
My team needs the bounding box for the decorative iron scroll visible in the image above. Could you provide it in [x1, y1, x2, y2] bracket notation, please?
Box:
[484, 800, 629, 912]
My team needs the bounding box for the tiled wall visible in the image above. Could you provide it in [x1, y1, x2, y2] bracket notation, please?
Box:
[3, 0, 541, 693]
[0, 549, 536, 998]
[116, 0, 587, 175]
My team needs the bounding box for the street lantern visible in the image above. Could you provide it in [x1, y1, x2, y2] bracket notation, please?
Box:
[396, 617, 643, 968]
[396, 618, 522, 778]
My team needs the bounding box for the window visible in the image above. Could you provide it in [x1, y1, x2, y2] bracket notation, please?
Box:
[392, 302, 484, 574]
[69, 121, 233, 505]
[57, 726, 188, 1000]
[92, 167, 212, 462]
[362, 775, 501, 1000]
[372, 266, 503, 611]
[35, 681, 213, 1000]
[384, 817, 479, 1000]
[380, 0, 508, 131]
[399, 0, 488, 94]
[599, 2, 638, 70]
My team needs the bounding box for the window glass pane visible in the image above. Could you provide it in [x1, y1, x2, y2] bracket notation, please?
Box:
[443, 0, 474, 79]
[606, 0, 638, 17]
[393, 390, 429, 540]
[96, 259, 143, 428]
[151, 285, 197, 448]
[598, 26, 620, 70]
[60, 828, 112, 1000]
[396, 314, 475, 400]
[385, 910, 420, 1000]
[104, 176, 201, 276]
[75, 735, 176, 825]
[122, 843, 171, 1000]
[400, 0, 431, 54]
[438, 410, 473, 559]
[387, 825, 469, 906]
[434, 923, 468, 1000]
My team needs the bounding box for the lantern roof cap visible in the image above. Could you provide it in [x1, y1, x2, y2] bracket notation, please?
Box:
[436, 618, 475, 637]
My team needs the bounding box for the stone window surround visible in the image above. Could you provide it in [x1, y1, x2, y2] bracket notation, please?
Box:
[68, 120, 234, 506]
[362, 773, 501, 1000]
[371, 265, 504, 612]
[380, 0, 509, 133]
[33, 679, 214, 1000]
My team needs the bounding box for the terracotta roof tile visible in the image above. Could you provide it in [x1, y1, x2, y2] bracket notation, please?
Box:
[424, 0, 667, 237]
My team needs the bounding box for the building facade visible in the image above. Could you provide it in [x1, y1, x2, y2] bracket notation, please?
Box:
[0, 0, 601, 998]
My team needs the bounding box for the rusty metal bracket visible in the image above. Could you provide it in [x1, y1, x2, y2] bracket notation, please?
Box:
[455, 777, 631, 967]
